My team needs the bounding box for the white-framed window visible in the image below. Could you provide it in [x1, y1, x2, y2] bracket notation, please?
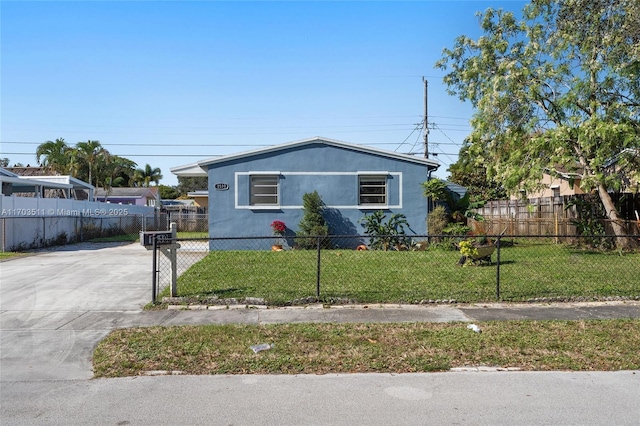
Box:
[250, 175, 279, 206]
[359, 175, 387, 206]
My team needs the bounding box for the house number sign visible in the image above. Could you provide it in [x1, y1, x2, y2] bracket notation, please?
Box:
[214, 183, 229, 191]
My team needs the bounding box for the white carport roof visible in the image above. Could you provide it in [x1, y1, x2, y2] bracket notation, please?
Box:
[0, 168, 95, 199]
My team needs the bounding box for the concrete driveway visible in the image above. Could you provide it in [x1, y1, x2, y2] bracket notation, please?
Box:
[0, 242, 155, 381]
[1, 242, 639, 425]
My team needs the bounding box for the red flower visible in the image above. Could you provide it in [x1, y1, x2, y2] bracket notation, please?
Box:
[270, 220, 286, 235]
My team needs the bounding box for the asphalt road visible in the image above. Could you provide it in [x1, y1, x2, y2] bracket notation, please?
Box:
[1, 242, 639, 425]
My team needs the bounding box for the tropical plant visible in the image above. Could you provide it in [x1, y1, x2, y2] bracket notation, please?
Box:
[73, 140, 109, 187]
[422, 178, 485, 226]
[297, 191, 330, 249]
[436, 0, 640, 248]
[427, 205, 449, 237]
[35, 138, 71, 174]
[359, 210, 409, 251]
[133, 164, 163, 187]
[106, 155, 137, 187]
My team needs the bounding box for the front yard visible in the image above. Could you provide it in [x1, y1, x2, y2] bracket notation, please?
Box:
[165, 242, 640, 305]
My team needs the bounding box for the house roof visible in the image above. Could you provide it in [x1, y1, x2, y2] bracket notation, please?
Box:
[4, 166, 50, 177]
[171, 136, 440, 176]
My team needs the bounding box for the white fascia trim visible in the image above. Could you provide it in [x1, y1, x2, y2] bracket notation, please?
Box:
[246, 171, 282, 175]
[170, 162, 208, 177]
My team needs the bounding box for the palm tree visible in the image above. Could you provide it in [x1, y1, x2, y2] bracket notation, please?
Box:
[73, 140, 109, 186]
[108, 155, 137, 187]
[35, 138, 71, 174]
[134, 164, 163, 187]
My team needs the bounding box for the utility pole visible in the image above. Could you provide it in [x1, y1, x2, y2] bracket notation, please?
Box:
[423, 77, 429, 158]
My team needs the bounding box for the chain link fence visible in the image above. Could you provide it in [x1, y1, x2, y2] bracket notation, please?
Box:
[152, 234, 640, 305]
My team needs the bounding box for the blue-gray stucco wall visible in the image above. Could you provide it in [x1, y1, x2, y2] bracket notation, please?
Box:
[207, 143, 432, 249]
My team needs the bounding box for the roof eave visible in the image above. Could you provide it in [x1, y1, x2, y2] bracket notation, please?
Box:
[193, 136, 440, 170]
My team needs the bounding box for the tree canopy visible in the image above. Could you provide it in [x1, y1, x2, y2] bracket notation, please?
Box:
[35, 139, 163, 191]
[133, 164, 163, 187]
[437, 0, 640, 247]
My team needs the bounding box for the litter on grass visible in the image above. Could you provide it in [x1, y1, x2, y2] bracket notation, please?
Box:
[467, 324, 482, 333]
[250, 343, 275, 353]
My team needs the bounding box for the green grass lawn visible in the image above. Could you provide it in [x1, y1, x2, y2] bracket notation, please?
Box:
[0, 252, 24, 260]
[168, 242, 640, 305]
[93, 319, 640, 377]
[89, 231, 206, 243]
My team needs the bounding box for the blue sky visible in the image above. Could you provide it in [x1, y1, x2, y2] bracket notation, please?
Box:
[1, 0, 527, 186]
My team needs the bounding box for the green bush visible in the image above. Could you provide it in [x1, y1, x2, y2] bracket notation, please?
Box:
[297, 191, 331, 249]
[359, 210, 410, 250]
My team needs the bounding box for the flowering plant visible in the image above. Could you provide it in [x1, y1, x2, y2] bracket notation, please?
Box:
[270, 220, 286, 236]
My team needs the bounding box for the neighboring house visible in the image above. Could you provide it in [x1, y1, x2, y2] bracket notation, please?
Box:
[515, 149, 639, 201]
[171, 137, 440, 248]
[0, 167, 94, 200]
[514, 168, 585, 200]
[186, 190, 209, 208]
[95, 187, 161, 207]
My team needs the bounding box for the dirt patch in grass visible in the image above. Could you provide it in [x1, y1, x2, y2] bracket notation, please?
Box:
[93, 319, 640, 377]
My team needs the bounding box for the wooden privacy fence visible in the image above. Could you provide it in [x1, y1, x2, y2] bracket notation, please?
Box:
[469, 196, 640, 236]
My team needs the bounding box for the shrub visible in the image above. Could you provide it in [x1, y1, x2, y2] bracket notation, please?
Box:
[428, 205, 448, 237]
[297, 191, 330, 249]
[359, 210, 410, 250]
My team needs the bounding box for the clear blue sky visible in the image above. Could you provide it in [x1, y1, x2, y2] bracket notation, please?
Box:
[1, 0, 527, 186]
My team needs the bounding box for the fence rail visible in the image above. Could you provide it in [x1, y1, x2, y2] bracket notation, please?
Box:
[152, 233, 640, 306]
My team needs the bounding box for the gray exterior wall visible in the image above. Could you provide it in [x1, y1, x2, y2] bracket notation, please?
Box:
[206, 142, 434, 249]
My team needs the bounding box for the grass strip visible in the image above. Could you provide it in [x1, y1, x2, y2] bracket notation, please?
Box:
[0, 252, 24, 260]
[93, 319, 640, 377]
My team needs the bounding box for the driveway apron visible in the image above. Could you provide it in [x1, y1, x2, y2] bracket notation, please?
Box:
[0, 242, 154, 381]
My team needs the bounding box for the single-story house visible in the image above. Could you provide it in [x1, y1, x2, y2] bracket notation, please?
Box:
[95, 187, 161, 207]
[171, 137, 440, 249]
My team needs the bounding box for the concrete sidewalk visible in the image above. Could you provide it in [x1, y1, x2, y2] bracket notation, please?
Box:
[9, 300, 637, 335]
[160, 300, 640, 324]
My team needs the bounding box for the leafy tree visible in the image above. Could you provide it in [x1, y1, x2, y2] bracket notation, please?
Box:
[176, 176, 208, 196]
[447, 143, 507, 202]
[297, 191, 330, 249]
[158, 184, 179, 200]
[133, 164, 163, 187]
[436, 0, 640, 248]
[36, 138, 71, 174]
